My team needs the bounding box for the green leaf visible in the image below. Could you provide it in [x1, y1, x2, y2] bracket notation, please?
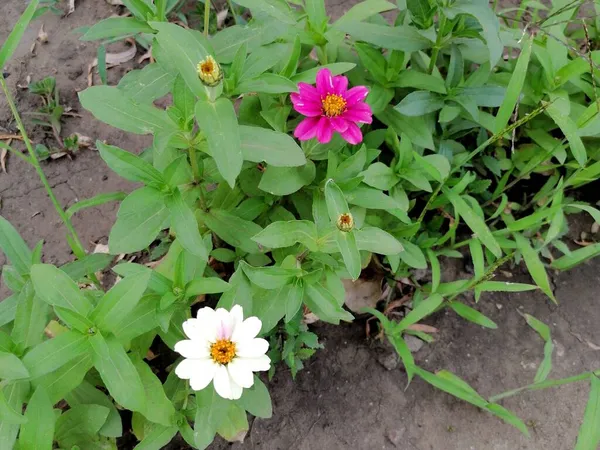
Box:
[551, 243, 600, 271]
[324, 178, 350, 222]
[575, 375, 600, 450]
[66, 191, 127, 218]
[134, 424, 178, 449]
[185, 277, 231, 296]
[387, 333, 415, 382]
[235, 0, 296, 24]
[546, 99, 587, 166]
[443, 187, 501, 257]
[523, 314, 553, 383]
[121, 0, 155, 20]
[216, 402, 249, 442]
[92, 272, 151, 333]
[285, 280, 305, 322]
[494, 35, 532, 134]
[0, 351, 29, 380]
[150, 22, 210, 98]
[304, 283, 354, 324]
[290, 63, 356, 84]
[360, 162, 399, 190]
[112, 295, 160, 342]
[18, 386, 55, 449]
[79, 86, 173, 135]
[196, 97, 242, 188]
[0, 216, 32, 276]
[30, 264, 93, 316]
[0, 294, 18, 327]
[395, 91, 445, 116]
[397, 293, 443, 332]
[200, 209, 263, 254]
[60, 253, 114, 282]
[477, 281, 539, 292]
[65, 381, 122, 437]
[194, 386, 229, 450]
[0, 382, 29, 447]
[81, 17, 155, 40]
[253, 220, 318, 252]
[336, 230, 361, 280]
[240, 126, 306, 167]
[259, 161, 316, 196]
[165, 189, 208, 260]
[55, 404, 110, 448]
[450, 301, 497, 329]
[251, 286, 288, 333]
[280, 36, 300, 79]
[11, 282, 48, 352]
[376, 106, 434, 150]
[240, 261, 300, 290]
[0, 0, 39, 68]
[305, 0, 328, 29]
[395, 70, 447, 94]
[338, 22, 430, 52]
[333, 0, 396, 27]
[22, 330, 90, 379]
[397, 239, 427, 269]
[91, 333, 146, 412]
[513, 234, 556, 303]
[134, 359, 176, 426]
[237, 377, 272, 418]
[0, 388, 26, 424]
[98, 142, 165, 187]
[109, 187, 169, 254]
[118, 63, 176, 104]
[32, 353, 93, 404]
[355, 226, 403, 255]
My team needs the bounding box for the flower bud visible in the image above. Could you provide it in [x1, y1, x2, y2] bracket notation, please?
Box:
[196, 55, 222, 87]
[336, 212, 354, 232]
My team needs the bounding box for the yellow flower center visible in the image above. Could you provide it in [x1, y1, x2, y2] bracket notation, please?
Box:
[322, 94, 347, 117]
[336, 212, 354, 232]
[196, 55, 222, 86]
[200, 60, 214, 75]
[210, 339, 236, 365]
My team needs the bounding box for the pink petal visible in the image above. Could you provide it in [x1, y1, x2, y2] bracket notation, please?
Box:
[298, 82, 320, 102]
[330, 116, 349, 132]
[291, 94, 323, 117]
[343, 103, 373, 124]
[340, 122, 363, 145]
[316, 68, 334, 96]
[332, 75, 348, 95]
[345, 86, 369, 106]
[294, 117, 320, 140]
[316, 116, 334, 143]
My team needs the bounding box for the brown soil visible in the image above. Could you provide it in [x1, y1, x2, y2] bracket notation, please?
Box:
[1, 1, 599, 449]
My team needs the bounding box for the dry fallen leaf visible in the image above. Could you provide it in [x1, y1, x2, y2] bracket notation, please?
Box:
[217, 9, 229, 29]
[88, 39, 137, 86]
[105, 0, 124, 4]
[38, 24, 48, 43]
[0, 134, 23, 140]
[406, 323, 438, 333]
[93, 243, 110, 254]
[1, 148, 7, 173]
[68, 0, 76, 15]
[343, 278, 383, 313]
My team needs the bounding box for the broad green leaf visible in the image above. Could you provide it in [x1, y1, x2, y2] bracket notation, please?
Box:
[477, 281, 539, 292]
[185, 277, 231, 296]
[360, 162, 399, 190]
[200, 209, 263, 254]
[396, 293, 443, 332]
[55, 404, 110, 449]
[81, 17, 155, 40]
[11, 282, 48, 352]
[325, 178, 350, 222]
[0, 351, 29, 380]
[134, 424, 178, 449]
[253, 220, 318, 251]
[134, 359, 176, 426]
[395, 70, 447, 94]
[285, 280, 304, 322]
[109, 187, 169, 254]
[551, 243, 600, 271]
[216, 402, 249, 442]
[240, 126, 306, 167]
[280, 36, 300, 79]
[121, 0, 155, 20]
[376, 106, 434, 149]
[0, 0, 39, 68]
[196, 97, 242, 188]
[61, 253, 114, 282]
[150, 22, 210, 98]
[0, 294, 18, 327]
[65, 381, 122, 437]
[66, 191, 127, 218]
[165, 189, 208, 260]
[546, 100, 586, 166]
[398, 239, 427, 269]
[251, 286, 288, 333]
[574, 375, 600, 450]
[334, 0, 397, 28]
[513, 234, 556, 303]
[0, 381, 29, 447]
[305, 0, 328, 29]
[30, 264, 93, 316]
[355, 226, 403, 255]
[395, 91, 445, 116]
[92, 272, 151, 333]
[444, 187, 501, 257]
[524, 314, 553, 383]
[237, 376, 272, 418]
[494, 35, 533, 133]
[259, 161, 316, 196]
[194, 385, 229, 449]
[18, 386, 55, 449]
[240, 261, 300, 289]
[304, 283, 354, 324]
[98, 142, 165, 187]
[112, 295, 160, 342]
[234, 0, 296, 24]
[22, 330, 90, 379]
[173, 75, 195, 120]
[211, 22, 287, 64]
[0, 388, 26, 424]
[118, 63, 176, 104]
[0, 216, 32, 276]
[32, 353, 93, 404]
[91, 333, 146, 412]
[450, 301, 497, 329]
[412, 154, 450, 182]
[290, 63, 356, 83]
[336, 230, 361, 280]
[336, 22, 430, 52]
[427, 249, 441, 293]
[79, 86, 173, 134]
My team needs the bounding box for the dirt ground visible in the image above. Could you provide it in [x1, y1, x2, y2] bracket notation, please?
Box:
[1, 1, 599, 449]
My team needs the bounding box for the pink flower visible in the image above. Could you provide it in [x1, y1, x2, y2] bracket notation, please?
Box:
[291, 68, 372, 145]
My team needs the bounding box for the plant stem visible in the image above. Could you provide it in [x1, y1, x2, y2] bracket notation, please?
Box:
[203, 0, 211, 36]
[0, 75, 86, 259]
[428, 14, 447, 74]
[188, 145, 200, 181]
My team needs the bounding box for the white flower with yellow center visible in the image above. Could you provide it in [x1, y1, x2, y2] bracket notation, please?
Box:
[174, 305, 270, 400]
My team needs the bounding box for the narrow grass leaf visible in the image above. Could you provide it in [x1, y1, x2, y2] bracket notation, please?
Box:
[514, 234, 556, 303]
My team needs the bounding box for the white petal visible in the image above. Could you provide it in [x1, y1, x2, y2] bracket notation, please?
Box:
[174, 339, 210, 359]
[227, 359, 255, 388]
[183, 316, 217, 344]
[230, 380, 243, 400]
[232, 317, 262, 343]
[213, 364, 233, 399]
[236, 338, 269, 358]
[215, 308, 234, 340]
[175, 358, 212, 380]
[189, 361, 218, 391]
[238, 354, 271, 372]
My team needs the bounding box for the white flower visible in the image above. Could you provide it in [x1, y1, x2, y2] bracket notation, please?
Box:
[174, 305, 270, 400]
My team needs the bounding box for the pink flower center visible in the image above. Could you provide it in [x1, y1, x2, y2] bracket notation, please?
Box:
[322, 94, 347, 117]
